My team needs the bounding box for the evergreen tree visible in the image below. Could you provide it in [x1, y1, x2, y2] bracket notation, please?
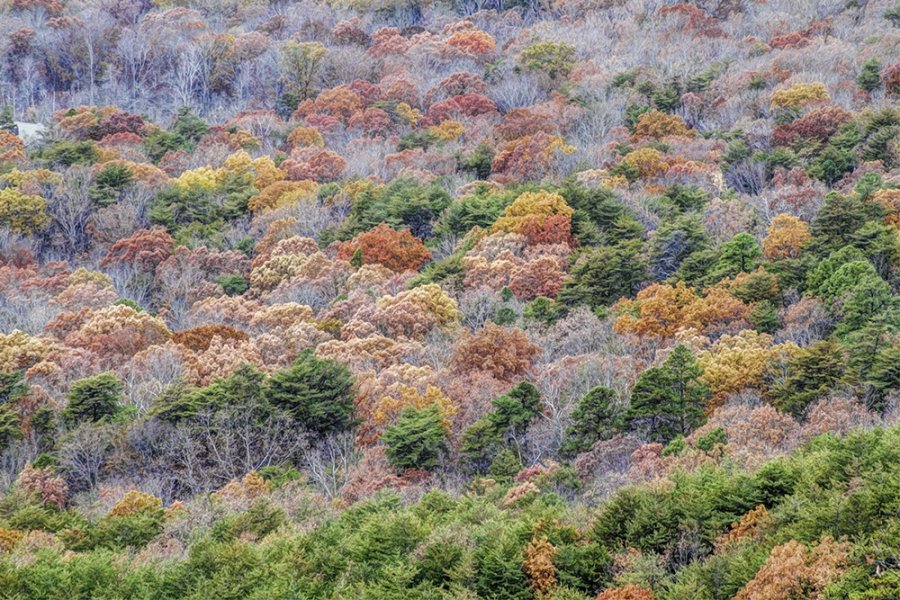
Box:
[65, 372, 124, 424]
[809, 192, 868, 252]
[560, 387, 621, 458]
[0, 404, 20, 452]
[460, 382, 541, 472]
[0, 105, 14, 132]
[382, 404, 447, 472]
[713, 232, 761, 279]
[0, 370, 28, 405]
[266, 350, 356, 436]
[771, 341, 846, 418]
[624, 345, 708, 443]
[559, 241, 647, 311]
[857, 58, 882, 92]
[869, 344, 900, 410]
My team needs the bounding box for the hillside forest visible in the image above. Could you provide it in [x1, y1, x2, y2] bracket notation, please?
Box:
[0, 0, 899, 598]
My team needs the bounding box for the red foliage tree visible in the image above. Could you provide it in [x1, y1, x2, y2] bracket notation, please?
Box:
[772, 106, 852, 146]
[496, 108, 557, 141]
[424, 94, 498, 126]
[282, 150, 346, 183]
[100, 228, 174, 274]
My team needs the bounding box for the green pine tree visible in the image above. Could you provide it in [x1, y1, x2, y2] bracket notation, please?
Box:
[382, 404, 447, 472]
[625, 345, 708, 443]
[64, 372, 124, 424]
[560, 386, 621, 458]
[266, 350, 356, 436]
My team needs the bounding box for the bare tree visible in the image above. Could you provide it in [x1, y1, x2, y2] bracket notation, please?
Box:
[45, 166, 94, 256]
[58, 424, 115, 492]
[301, 432, 359, 498]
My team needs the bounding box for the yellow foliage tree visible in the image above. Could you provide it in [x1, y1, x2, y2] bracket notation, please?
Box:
[428, 120, 465, 141]
[615, 281, 750, 339]
[623, 147, 669, 178]
[699, 330, 797, 400]
[770, 83, 829, 110]
[172, 166, 221, 191]
[492, 190, 574, 234]
[632, 110, 693, 139]
[108, 490, 163, 518]
[287, 126, 325, 148]
[374, 384, 458, 431]
[376, 283, 462, 327]
[0, 188, 50, 234]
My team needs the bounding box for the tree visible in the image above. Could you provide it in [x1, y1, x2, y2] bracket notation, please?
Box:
[0, 404, 20, 453]
[714, 233, 761, 279]
[770, 341, 846, 418]
[632, 110, 691, 139]
[868, 343, 900, 404]
[886, 4, 900, 27]
[733, 537, 850, 600]
[0, 105, 14, 132]
[64, 372, 124, 425]
[624, 345, 708, 443]
[519, 41, 576, 80]
[0, 188, 51, 234]
[560, 387, 621, 458]
[451, 323, 541, 381]
[559, 241, 646, 311]
[266, 350, 356, 436]
[460, 382, 541, 471]
[809, 192, 868, 253]
[492, 190, 574, 235]
[596, 585, 655, 600]
[762, 214, 811, 260]
[0, 370, 28, 405]
[857, 58, 883, 92]
[382, 404, 447, 473]
[337, 223, 432, 272]
[279, 41, 326, 107]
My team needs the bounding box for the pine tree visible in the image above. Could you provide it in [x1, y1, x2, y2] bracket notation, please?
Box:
[0, 404, 20, 452]
[559, 241, 646, 311]
[560, 387, 621, 458]
[857, 58, 882, 92]
[266, 350, 356, 436]
[382, 404, 447, 472]
[0, 371, 28, 405]
[625, 345, 708, 443]
[771, 341, 846, 418]
[0, 105, 14, 132]
[714, 232, 761, 279]
[810, 192, 868, 252]
[65, 372, 124, 424]
[460, 382, 541, 472]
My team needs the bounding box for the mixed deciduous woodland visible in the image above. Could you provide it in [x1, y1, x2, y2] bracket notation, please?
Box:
[0, 0, 899, 597]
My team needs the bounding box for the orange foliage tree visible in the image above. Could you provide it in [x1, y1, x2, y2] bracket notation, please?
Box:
[614, 282, 749, 339]
[733, 537, 851, 600]
[596, 584, 655, 600]
[338, 223, 431, 272]
[762, 214, 811, 260]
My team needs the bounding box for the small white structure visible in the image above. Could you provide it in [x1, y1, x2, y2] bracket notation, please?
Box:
[14, 122, 48, 145]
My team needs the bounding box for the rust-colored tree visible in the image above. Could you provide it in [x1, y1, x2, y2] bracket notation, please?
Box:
[450, 322, 540, 381]
[337, 223, 431, 272]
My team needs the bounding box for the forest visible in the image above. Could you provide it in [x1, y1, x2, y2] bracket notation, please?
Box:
[0, 0, 899, 597]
